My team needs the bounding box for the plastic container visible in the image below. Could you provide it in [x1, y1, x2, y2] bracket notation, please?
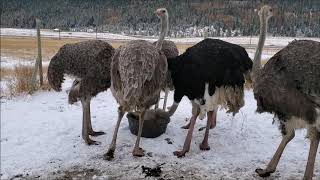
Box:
[127, 109, 170, 138]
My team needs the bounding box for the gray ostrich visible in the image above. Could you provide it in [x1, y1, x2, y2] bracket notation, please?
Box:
[104, 8, 169, 160]
[153, 40, 179, 110]
[251, 6, 320, 180]
[47, 40, 115, 145]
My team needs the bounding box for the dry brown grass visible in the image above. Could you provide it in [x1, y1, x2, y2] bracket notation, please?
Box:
[1, 65, 50, 97]
[13, 65, 34, 93]
[0, 67, 14, 78]
[1, 37, 84, 60]
[1, 36, 191, 61]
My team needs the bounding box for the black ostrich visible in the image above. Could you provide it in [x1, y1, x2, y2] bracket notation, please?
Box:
[47, 40, 115, 145]
[167, 37, 252, 157]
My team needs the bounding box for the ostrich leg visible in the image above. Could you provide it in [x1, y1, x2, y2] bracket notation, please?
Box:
[303, 128, 320, 180]
[132, 110, 146, 157]
[182, 110, 217, 130]
[168, 102, 179, 117]
[162, 89, 169, 110]
[155, 93, 160, 109]
[104, 106, 125, 160]
[256, 129, 295, 177]
[200, 110, 213, 150]
[81, 98, 100, 145]
[86, 98, 105, 137]
[174, 103, 199, 157]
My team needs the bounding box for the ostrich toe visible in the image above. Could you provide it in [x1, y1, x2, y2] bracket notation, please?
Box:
[84, 138, 101, 146]
[173, 150, 187, 158]
[181, 120, 191, 129]
[255, 168, 274, 177]
[104, 149, 115, 161]
[89, 131, 105, 136]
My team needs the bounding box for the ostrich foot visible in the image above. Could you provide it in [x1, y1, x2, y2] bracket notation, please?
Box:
[181, 120, 191, 129]
[255, 168, 274, 177]
[199, 125, 215, 131]
[132, 147, 145, 157]
[199, 142, 210, 151]
[84, 137, 101, 146]
[173, 150, 188, 158]
[103, 149, 115, 161]
[198, 127, 205, 131]
[89, 131, 105, 136]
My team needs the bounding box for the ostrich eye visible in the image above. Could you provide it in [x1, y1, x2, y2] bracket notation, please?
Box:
[161, 10, 166, 13]
[270, 9, 273, 12]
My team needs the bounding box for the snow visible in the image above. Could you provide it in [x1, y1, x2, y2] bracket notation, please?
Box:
[1, 28, 320, 179]
[0, 56, 49, 69]
[1, 79, 319, 179]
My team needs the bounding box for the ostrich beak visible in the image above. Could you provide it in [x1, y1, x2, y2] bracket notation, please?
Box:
[155, 10, 161, 16]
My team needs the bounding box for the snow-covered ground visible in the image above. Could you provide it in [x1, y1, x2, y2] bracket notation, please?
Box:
[1, 78, 319, 179]
[1, 28, 320, 179]
[2, 28, 320, 46]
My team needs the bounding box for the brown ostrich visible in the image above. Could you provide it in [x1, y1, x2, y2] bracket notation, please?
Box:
[251, 6, 320, 180]
[47, 40, 114, 145]
[104, 8, 169, 160]
[153, 40, 179, 110]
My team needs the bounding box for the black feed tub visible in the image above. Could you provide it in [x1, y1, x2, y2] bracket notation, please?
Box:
[127, 109, 170, 138]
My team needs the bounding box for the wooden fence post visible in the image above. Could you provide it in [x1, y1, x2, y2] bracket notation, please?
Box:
[37, 19, 43, 86]
[30, 18, 43, 92]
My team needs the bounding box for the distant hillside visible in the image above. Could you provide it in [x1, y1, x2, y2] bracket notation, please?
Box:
[1, 0, 320, 37]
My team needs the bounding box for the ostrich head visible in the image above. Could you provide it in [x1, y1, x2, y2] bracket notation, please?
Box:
[155, 8, 168, 19]
[155, 8, 169, 50]
[258, 5, 273, 22]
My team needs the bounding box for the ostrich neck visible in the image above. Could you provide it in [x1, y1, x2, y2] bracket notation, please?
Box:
[156, 15, 168, 50]
[252, 15, 268, 80]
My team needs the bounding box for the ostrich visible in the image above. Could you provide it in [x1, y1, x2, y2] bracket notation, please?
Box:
[104, 8, 168, 160]
[47, 40, 115, 145]
[251, 6, 320, 180]
[166, 7, 278, 157]
[153, 40, 179, 110]
[167, 38, 252, 157]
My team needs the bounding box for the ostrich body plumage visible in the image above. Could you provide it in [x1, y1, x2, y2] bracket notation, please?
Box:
[111, 40, 167, 112]
[47, 40, 115, 145]
[254, 40, 320, 129]
[48, 40, 114, 98]
[169, 38, 252, 116]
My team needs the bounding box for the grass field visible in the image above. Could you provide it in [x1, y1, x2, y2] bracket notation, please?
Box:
[1, 36, 193, 62]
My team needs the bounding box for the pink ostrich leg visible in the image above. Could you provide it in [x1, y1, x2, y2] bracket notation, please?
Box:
[182, 110, 217, 130]
[200, 110, 214, 150]
[174, 103, 200, 157]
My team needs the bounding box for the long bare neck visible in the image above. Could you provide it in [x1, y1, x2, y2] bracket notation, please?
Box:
[156, 15, 168, 50]
[252, 14, 268, 81]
